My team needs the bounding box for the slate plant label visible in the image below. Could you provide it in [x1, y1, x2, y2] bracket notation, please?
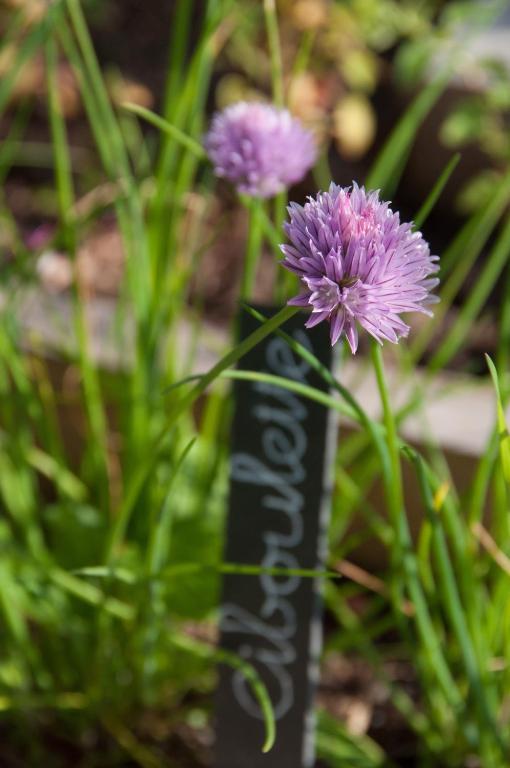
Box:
[215, 306, 336, 768]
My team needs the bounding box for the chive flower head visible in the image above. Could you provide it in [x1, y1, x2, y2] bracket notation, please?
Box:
[281, 183, 439, 352]
[204, 101, 316, 198]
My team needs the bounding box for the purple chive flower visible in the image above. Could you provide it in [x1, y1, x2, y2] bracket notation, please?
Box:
[281, 182, 439, 353]
[204, 101, 316, 198]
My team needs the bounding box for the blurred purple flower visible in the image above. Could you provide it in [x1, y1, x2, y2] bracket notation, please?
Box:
[281, 182, 439, 352]
[204, 101, 316, 198]
[25, 223, 55, 251]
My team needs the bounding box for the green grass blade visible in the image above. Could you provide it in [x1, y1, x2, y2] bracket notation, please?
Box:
[45, 33, 110, 510]
[65, 0, 132, 180]
[50, 569, 135, 621]
[45, 36, 75, 246]
[429, 212, 510, 372]
[412, 451, 507, 760]
[170, 633, 276, 753]
[150, 0, 222, 269]
[0, 103, 32, 187]
[0, 3, 64, 117]
[486, 355, 510, 485]
[63, 3, 152, 324]
[468, 428, 499, 525]
[146, 437, 197, 574]
[366, 72, 449, 196]
[75, 562, 342, 583]
[317, 709, 392, 768]
[263, 0, 284, 106]
[221, 369, 356, 420]
[410, 170, 510, 363]
[122, 102, 206, 159]
[170, 305, 299, 420]
[161, 0, 195, 119]
[414, 153, 460, 229]
[27, 448, 87, 501]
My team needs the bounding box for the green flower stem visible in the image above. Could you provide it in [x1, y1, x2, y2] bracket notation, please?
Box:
[274, 190, 287, 230]
[370, 343, 407, 661]
[274, 189, 290, 302]
[239, 194, 281, 254]
[240, 197, 264, 301]
[371, 343, 403, 530]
